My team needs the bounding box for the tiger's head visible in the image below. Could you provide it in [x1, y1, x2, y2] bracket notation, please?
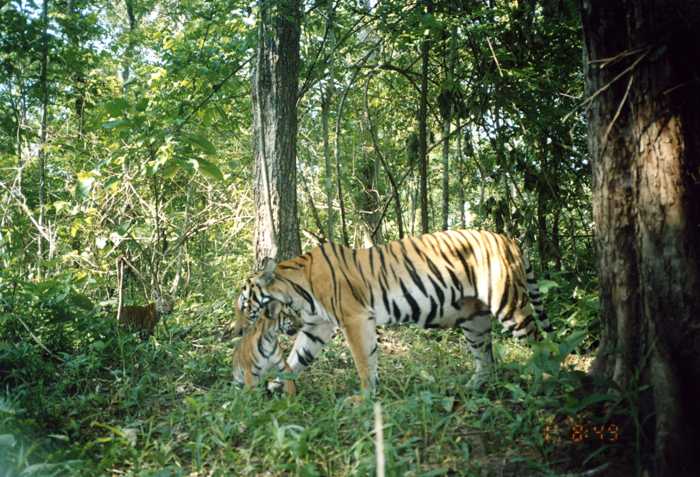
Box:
[237, 258, 281, 322]
[154, 291, 175, 316]
[232, 300, 299, 391]
[232, 298, 299, 338]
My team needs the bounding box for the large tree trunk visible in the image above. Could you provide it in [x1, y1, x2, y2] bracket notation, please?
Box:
[252, 0, 301, 265]
[581, 1, 700, 475]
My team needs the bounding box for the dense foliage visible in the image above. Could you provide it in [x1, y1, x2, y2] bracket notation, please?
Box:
[0, 0, 623, 475]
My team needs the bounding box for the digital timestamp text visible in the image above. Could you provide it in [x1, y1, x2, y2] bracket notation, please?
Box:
[543, 418, 621, 444]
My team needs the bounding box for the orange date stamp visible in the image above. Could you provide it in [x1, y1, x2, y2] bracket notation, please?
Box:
[543, 417, 621, 444]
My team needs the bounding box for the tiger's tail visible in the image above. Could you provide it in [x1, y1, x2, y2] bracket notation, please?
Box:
[522, 253, 553, 337]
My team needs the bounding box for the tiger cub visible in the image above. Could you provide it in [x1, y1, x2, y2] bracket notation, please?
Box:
[237, 229, 552, 395]
[232, 301, 298, 394]
[118, 294, 174, 339]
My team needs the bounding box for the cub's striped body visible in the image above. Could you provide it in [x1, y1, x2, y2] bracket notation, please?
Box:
[232, 302, 298, 394]
[238, 229, 551, 393]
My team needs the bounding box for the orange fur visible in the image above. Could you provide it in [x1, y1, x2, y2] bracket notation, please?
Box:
[118, 296, 173, 339]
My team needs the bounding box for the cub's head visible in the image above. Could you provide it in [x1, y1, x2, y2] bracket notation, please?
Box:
[232, 299, 298, 338]
[154, 292, 175, 316]
[237, 258, 278, 322]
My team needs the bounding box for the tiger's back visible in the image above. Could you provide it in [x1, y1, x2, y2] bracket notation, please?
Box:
[118, 303, 159, 338]
[277, 230, 548, 335]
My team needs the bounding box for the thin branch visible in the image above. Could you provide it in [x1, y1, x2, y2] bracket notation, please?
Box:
[564, 47, 651, 122]
[486, 37, 503, 77]
[364, 74, 404, 238]
[0, 182, 53, 244]
[16, 315, 64, 362]
[602, 74, 634, 153]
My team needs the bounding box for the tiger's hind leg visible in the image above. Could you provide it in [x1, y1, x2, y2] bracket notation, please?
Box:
[458, 300, 495, 390]
[342, 316, 379, 397]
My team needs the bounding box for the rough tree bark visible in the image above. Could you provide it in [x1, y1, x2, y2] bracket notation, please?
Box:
[581, 1, 700, 475]
[252, 0, 301, 266]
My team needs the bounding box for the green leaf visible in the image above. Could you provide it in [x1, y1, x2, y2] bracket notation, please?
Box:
[103, 98, 129, 116]
[74, 172, 95, 200]
[195, 158, 224, 181]
[565, 393, 618, 415]
[0, 434, 16, 448]
[69, 292, 94, 310]
[185, 133, 217, 155]
[538, 279, 559, 294]
[103, 176, 120, 190]
[101, 119, 130, 130]
[162, 158, 186, 179]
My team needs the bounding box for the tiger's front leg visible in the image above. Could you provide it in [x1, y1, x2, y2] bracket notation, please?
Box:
[266, 320, 336, 395]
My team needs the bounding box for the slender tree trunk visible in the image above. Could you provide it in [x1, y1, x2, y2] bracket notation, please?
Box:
[457, 119, 466, 228]
[582, 1, 700, 475]
[440, 111, 450, 230]
[364, 76, 402, 240]
[418, 0, 431, 234]
[356, 120, 382, 247]
[537, 134, 549, 271]
[333, 51, 373, 246]
[551, 206, 561, 271]
[37, 0, 50, 268]
[321, 0, 335, 241]
[441, 24, 457, 231]
[321, 88, 334, 241]
[123, 0, 136, 96]
[252, 0, 301, 265]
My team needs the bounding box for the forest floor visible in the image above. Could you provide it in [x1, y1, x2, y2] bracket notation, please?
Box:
[2, 300, 636, 476]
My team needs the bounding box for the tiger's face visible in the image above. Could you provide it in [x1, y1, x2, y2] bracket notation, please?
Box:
[231, 301, 298, 394]
[155, 294, 174, 315]
[237, 259, 278, 322]
[232, 298, 299, 338]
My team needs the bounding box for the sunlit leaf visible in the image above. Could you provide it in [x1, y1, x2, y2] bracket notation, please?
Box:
[194, 158, 224, 181]
[74, 172, 95, 200]
[185, 133, 217, 155]
[103, 98, 129, 116]
[101, 119, 130, 130]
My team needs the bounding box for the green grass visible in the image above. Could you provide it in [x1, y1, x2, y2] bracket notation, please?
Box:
[1, 298, 632, 477]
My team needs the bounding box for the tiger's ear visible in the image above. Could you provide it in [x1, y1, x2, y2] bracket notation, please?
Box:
[256, 258, 277, 286]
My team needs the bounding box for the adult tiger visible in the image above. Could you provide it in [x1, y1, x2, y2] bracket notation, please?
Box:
[237, 229, 552, 394]
[232, 301, 298, 394]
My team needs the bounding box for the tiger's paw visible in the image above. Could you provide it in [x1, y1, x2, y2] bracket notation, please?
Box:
[344, 394, 367, 407]
[266, 379, 285, 396]
[266, 378, 296, 396]
[344, 388, 375, 406]
[465, 372, 491, 391]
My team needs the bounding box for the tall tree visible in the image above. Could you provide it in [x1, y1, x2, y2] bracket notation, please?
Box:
[417, 0, 432, 234]
[440, 23, 457, 231]
[581, 1, 700, 475]
[252, 0, 302, 265]
[37, 0, 50, 267]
